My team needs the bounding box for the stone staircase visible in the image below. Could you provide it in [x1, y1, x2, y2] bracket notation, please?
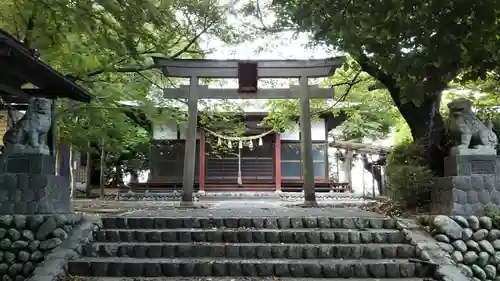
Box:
[68, 216, 435, 280]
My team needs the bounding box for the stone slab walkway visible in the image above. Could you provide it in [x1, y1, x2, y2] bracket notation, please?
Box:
[75, 277, 428, 281]
[117, 203, 383, 218]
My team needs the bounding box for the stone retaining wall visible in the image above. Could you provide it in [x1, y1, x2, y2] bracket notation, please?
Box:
[0, 214, 82, 281]
[431, 215, 500, 280]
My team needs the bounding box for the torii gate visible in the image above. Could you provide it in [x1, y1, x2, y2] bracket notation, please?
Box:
[153, 58, 344, 205]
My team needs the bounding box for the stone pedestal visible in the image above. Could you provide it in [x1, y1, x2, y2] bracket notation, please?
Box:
[432, 155, 500, 215]
[444, 155, 500, 176]
[0, 154, 71, 214]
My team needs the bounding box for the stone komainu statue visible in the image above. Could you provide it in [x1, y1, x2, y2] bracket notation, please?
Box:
[2, 97, 53, 155]
[447, 98, 498, 155]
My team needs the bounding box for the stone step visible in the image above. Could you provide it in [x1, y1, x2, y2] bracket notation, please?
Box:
[68, 257, 431, 278]
[95, 228, 406, 244]
[75, 277, 433, 281]
[83, 242, 416, 259]
[101, 216, 397, 230]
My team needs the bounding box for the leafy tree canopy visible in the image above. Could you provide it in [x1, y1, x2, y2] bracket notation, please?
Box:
[241, 0, 500, 175]
[268, 0, 499, 97]
[263, 57, 402, 143]
[0, 0, 244, 171]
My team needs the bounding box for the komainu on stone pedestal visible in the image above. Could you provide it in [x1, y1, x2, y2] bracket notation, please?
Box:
[447, 98, 498, 156]
[2, 97, 52, 156]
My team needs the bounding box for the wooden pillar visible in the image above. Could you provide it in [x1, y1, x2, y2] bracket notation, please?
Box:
[274, 134, 281, 192]
[182, 76, 199, 203]
[198, 132, 206, 193]
[346, 149, 354, 192]
[48, 99, 57, 157]
[299, 76, 317, 205]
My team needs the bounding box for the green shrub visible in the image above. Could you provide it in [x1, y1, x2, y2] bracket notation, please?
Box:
[386, 141, 434, 209]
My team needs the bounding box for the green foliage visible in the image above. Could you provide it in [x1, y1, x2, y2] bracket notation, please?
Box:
[269, 0, 500, 100]
[385, 141, 434, 209]
[264, 57, 402, 142]
[244, 0, 500, 173]
[0, 0, 247, 182]
[263, 99, 331, 132]
[323, 58, 401, 141]
[393, 121, 413, 144]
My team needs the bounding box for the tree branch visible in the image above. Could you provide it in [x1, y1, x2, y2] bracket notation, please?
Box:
[310, 70, 366, 116]
[353, 52, 401, 106]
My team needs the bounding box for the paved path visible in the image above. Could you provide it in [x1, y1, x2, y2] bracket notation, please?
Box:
[118, 202, 383, 218]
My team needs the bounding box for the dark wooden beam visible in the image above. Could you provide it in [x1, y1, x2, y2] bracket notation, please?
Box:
[0, 30, 93, 103]
[238, 62, 258, 93]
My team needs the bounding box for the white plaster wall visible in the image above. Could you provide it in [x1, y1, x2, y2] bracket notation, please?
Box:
[154, 118, 323, 141]
[153, 121, 200, 140]
[153, 121, 177, 140]
[332, 149, 381, 197]
[280, 119, 326, 141]
[311, 119, 326, 141]
[280, 123, 300, 140]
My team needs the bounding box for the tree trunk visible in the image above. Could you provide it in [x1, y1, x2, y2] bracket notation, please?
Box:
[85, 151, 92, 197]
[355, 54, 451, 177]
[361, 156, 383, 195]
[395, 93, 447, 176]
[69, 146, 76, 199]
[99, 140, 106, 199]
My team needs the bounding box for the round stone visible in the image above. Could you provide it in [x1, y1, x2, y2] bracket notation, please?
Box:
[0, 239, 11, 250]
[12, 215, 26, 229]
[437, 242, 454, 253]
[10, 240, 28, 250]
[468, 216, 480, 230]
[458, 263, 473, 277]
[452, 251, 464, 263]
[464, 251, 479, 264]
[435, 234, 450, 243]
[477, 252, 490, 267]
[52, 228, 68, 240]
[489, 229, 500, 241]
[479, 217, 493, 230]
[28, 240, 40, 251]
[485, 264, 497, 279]
[491, 252, 500, 265]
[463, 228, 474, 240]
[29, 251, 43, 262]
[17, 251, 29, 263]
[21, 230, 34, 241]
[6, 229, 20, 241]
[26, 216, 44, 230]
[39, 238, 62, 251]
[478, 240, 495, 254]
[453, 216, 469, 228]
[467, 240, 481, 252]
[0, 216, 13, 227]
[471, 264, 487, 280]
[3, 252, 15, 264]
[0, 263, 7, 274]
[7, 263, 22, 276]
[452, 240, 468, 252]
[35, 217, 57, 240]
[472, 229, 489, 241]
[433, 215, 463, 240]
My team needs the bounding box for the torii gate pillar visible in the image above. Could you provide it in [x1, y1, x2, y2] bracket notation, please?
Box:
[182, 76, 199, 204]
[299, 76, 316, 205]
